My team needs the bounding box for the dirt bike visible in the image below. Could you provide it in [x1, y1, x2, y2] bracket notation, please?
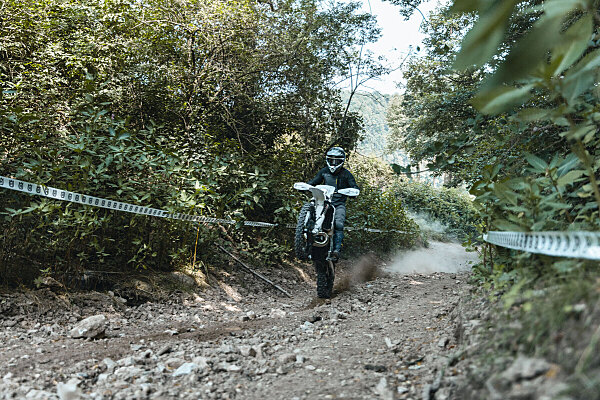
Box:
[293, 182, 360, 298]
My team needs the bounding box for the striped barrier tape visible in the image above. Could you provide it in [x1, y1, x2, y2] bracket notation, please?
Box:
[0, 175, 236, 225]
[0, 175, 408, 233]
[484, 231, 600, 260]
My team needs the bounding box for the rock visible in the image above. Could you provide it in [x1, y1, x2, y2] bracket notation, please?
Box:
[165, 358, 185, 369]
[384, 337, 395, 349]
[68, 315, 107, 339]
[101, 358, 116, 371]
[278, 353, 296, 364]
[300, 321, 315, 332]
[255, 366, 269, 375]
[246, 311, 257, 320]
[114, 366, 143, 381]
[170, 272, 196, 287]
[192, 356, 210, 369]
[215, 362, 238, 372]
[276, 366, 289, 375]
[308, 315, 322, 323]
[374, 377, 394, 400]
[173, 362, 199, 377]
[227, 364, 242, 372]
[487, 356, 557, 400]
[501, 356, 551, 381]
[117, 356, 136, 367]
[56, 378, 82, 400]
[27, 389, 56, 399]
[364, 364, 387, 373]
[157, 344, 173, 356]
[39, 276, 65, 292]
[438, 337, 449, 348]
[572, 303, 587, 314]
[239, 345, 257, 357]
[270, 309, 286, 318]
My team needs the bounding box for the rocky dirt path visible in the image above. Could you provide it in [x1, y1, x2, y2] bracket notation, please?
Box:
[0, 242, 475, 399]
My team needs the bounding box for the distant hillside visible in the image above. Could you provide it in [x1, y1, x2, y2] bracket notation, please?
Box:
[341, 91, 408, 165]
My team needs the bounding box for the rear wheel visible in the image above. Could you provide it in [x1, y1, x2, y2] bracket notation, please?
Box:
[326, 260, 335, 294]
[315, 260, 332, 298]
[294, 203, 313, 260]
[314, 248, 335, 298]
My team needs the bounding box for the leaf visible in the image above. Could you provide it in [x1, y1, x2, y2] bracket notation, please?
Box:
[471, 84, 534, 114]
[516, 108, 550, 122]
[492, 182, 519, 205]
[556, 153, 581, 176]
[450, 0, 483, 13]
[562, 48, 600, 103]
[525, 0, 589, 20]
[503, 278, 529, 309]
[539, 198, 572, 209]
[550, 14, 593, 76]
[525, 153, 548, 172]
[493, 219, 526, 231]
[454, 0, 520, 69]
[556, 170, 586, 187]
[391, 163, 411, 175]
[489, 13, 564, 85]
[559, 123, 595, 141]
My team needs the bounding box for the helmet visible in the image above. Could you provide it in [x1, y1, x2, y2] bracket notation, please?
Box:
[326, 147, 345, 174]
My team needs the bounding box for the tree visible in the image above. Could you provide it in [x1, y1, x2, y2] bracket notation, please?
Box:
[0, 0, 384, 281]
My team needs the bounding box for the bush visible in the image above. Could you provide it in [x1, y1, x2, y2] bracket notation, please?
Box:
[344, 183, 420, 256]
[392, 181, 479, 241]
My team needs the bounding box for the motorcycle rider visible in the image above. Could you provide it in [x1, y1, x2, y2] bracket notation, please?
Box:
[307, 147, 359, 261]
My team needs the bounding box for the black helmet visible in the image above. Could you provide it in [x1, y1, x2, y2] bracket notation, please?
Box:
[326, 147, 345, 173]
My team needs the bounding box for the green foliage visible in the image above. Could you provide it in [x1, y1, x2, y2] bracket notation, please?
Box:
[392, 180, 479, 240]
[383, 0, 600, 396]
[389, 0, 600, 274]
[345, 183, 420, 255]
[386, 6, 490, 185]
[450, 0, 600, 274]
[0, 0, 384, 284]
[347, 152, 397, 190]
[341, 91, 393, 156]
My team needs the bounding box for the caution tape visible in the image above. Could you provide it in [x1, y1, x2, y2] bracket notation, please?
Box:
[0, 175, 408, 233]
[484, 231, 600, 260]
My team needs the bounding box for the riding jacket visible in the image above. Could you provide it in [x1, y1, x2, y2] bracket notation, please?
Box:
[307, 167, 359, 207]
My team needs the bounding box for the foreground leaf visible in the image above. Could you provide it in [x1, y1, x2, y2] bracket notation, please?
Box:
[472, 84, 534, 114]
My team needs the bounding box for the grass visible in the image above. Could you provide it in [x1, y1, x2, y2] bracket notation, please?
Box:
[465, 269, 600, 399]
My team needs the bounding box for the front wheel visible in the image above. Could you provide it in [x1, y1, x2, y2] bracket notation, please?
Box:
[295, 203, 313, 260]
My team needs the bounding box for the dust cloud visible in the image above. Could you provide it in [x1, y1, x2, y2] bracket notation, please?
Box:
[387, 241, 478, 275]
[335, 253, 380, 293]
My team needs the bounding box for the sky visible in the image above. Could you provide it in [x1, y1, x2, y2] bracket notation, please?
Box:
[345, 0, 442, 94]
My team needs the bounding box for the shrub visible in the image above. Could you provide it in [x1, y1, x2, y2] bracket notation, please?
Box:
[392, 181, 479, 241]
[344, 183, 420, 256]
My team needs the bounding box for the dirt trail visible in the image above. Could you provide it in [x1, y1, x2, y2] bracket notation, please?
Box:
[0, 243, 473, 399]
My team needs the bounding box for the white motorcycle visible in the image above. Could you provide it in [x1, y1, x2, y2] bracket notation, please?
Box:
[293, 182, 359, 298]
